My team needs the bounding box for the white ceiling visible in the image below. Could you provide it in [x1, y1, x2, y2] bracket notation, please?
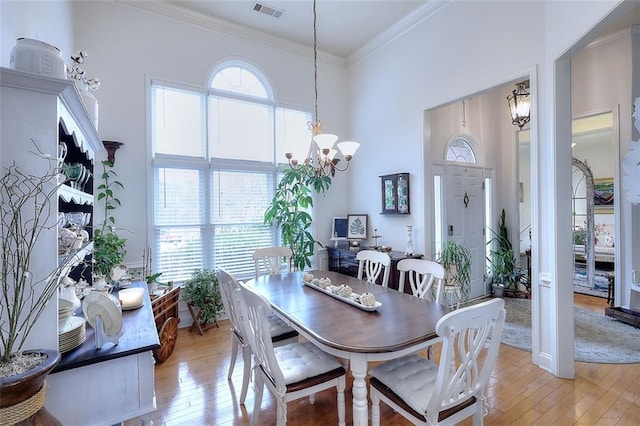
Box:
[163, 0, 432, 58]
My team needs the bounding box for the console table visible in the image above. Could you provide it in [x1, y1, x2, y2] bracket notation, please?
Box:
[45, 282, 159, 425]
[326, 244, 422, 294]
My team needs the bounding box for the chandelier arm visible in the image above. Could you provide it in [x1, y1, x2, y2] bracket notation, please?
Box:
[331, 159, 351, 173]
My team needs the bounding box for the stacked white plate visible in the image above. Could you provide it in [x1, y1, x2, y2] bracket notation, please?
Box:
[58, 316, 86, 354]
[58, 298, 75, 322]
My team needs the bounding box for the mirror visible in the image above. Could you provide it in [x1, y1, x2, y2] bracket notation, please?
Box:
[571, 111, 615, 297]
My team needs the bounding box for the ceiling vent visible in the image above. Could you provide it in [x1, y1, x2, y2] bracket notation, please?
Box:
[253, 2, 284, 18]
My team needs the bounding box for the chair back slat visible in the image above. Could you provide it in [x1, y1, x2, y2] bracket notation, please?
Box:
[218, 268, 246, 341]
[238, 282, 287, 394]
[253, 246, 293, 279]
[427, 298, 506, 424]
[356, 250, 391, 287]
[397, 259, 445, 302]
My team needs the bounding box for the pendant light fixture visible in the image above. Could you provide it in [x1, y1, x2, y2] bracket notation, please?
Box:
[507, 80, 531, 129]
[285, 0, 359, 177]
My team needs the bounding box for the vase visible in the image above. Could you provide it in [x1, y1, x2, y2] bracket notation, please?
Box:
[80, 87, 99, 131]
[9, 38, 66, 79]
[59, 278, 81, 311]
[405, 225, 414, 255]
[0, 348, 62, 425]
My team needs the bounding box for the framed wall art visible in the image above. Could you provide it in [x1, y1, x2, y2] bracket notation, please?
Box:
[380, 173, 410, 214]
[347, 214, 368, 240]
[594, 177, 614, 214]
[331, 217, 348, 244]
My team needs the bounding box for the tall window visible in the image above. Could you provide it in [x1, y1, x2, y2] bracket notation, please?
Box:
[151, 64, 311, 281]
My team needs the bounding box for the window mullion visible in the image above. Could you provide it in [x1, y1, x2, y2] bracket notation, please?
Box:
[204, 164, 213, 271]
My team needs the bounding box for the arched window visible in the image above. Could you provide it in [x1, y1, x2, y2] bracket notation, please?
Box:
[150, 62, 311, 281]
[211, 65, 270, 99]
[445, 135, 477, 164]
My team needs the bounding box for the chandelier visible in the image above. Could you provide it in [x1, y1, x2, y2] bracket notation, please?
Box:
[507, 80, 531, 129]
[285, 0, 359, 177]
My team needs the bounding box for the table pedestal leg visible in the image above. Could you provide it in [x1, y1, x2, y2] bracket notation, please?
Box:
[350, 357, 368, 426]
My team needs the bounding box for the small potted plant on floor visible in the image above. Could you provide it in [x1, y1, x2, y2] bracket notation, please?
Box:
[182, 269, 223, 335]
[436, 240, 472, 308]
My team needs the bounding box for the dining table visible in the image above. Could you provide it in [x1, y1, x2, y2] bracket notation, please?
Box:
[246, 270, 449, 426]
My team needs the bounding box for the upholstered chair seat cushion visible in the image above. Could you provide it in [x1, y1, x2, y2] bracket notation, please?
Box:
[369, 354, 438, 414]
[275, 341, 344, 385]
[268, 314, 296, 338]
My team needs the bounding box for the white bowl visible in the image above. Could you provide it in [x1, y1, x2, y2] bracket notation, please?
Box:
[118, 287, 144, 310]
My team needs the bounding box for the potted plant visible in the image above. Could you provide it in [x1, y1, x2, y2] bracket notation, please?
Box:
[487, 209, 526, 297]
[92, 160, 126, 280]
[436, 240, 472, 308]
[182, 269, 223, 335]
[264, 167, 331, 271]
[0, 151, 67, 423]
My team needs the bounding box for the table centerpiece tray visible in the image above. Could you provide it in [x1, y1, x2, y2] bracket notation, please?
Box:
[302, 280, 382, 312]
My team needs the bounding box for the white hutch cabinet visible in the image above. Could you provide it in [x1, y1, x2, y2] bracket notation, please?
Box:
[0, 68, 158, 425]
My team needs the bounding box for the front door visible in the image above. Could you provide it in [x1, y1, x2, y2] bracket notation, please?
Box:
[445, 164, 486, 300]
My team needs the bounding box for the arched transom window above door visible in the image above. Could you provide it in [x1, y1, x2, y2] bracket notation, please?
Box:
[445, 134, 478, 164]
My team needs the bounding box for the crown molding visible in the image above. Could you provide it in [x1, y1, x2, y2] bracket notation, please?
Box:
[347, 1, 449, 66]
[116, 0, 346, 68]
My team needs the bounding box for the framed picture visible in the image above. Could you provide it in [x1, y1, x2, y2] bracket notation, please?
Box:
[380, 173, 410, 214]
[594, 177, 614, 214]
[347, 214, 368, 240]
[331, 217, 348, 241]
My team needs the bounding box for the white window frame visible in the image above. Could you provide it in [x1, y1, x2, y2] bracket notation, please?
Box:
[147, 64, 313, 282]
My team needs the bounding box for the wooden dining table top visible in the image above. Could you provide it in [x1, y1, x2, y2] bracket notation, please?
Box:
[246, 270, 449, 354]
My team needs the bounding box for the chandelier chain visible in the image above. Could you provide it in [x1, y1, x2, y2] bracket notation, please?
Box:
[284, 0, 358, 177]
[313, 0, 319, 126]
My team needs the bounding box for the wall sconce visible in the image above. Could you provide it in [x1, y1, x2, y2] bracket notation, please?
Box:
[507, 80, 531, 129]
[103, 140, 123, 165]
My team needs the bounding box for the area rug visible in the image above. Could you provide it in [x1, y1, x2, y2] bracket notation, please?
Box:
[573, 264, 609, 298]
[501, 298, 640, 364]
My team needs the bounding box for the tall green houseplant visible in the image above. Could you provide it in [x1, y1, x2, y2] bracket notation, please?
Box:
[264, 168, 330, 271]
[487, 209, 525, 295]
[93, 160, 126, 277]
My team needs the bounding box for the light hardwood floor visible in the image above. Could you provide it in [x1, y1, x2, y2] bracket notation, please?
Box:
[127, 294, 640, 425]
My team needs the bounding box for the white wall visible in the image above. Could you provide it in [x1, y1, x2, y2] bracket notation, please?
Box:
[347, 2, 545, 258]
[70, 1, 350, 266]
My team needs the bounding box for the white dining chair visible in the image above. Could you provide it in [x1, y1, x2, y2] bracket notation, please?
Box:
[238, 281, 347, 426]
[217, 269, 298, 404]
[252, 246, 293, 279]
[397, 258, 446, 303]
[369, 298, 506, 426]
[356, 249, 391, 287]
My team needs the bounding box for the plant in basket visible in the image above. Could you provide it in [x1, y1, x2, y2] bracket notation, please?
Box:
[0, 145, 70, 424]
